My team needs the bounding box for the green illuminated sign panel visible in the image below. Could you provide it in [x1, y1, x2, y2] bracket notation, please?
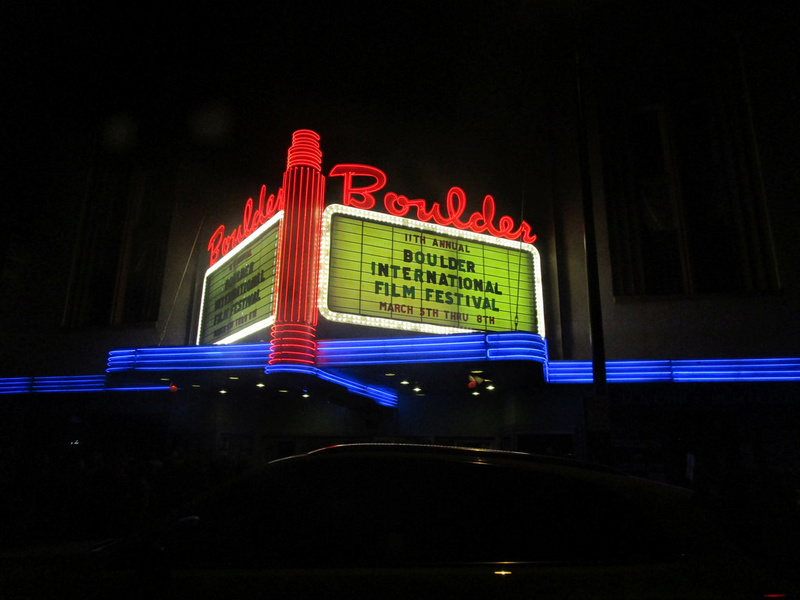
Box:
[197, 213, 282, 345]
[319, 205, 543, 335]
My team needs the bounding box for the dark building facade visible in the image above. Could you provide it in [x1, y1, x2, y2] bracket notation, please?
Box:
[2, 4, 798, 544]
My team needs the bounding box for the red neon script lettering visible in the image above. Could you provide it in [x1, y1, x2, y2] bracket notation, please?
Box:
[328, 164, 386, 210]
[207, 185, 284, 266]
[329, 164, 537, 244]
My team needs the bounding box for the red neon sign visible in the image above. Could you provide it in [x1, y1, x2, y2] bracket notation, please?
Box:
[329, 164, 537, 244]
[207, 185, 284, 266]
[208, 142, 537, 268]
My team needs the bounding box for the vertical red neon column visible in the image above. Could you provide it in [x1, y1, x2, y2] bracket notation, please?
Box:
[269, 130, 325, 365]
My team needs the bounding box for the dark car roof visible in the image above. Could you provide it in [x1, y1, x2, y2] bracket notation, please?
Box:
[271, 442, 698, 518]
[275, 442, 629, 476]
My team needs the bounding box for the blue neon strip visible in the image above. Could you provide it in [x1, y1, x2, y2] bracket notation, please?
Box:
[263, 364, 398, 407]
[0, 375, 171, 394]
[107, 343, 272, 372]
[671, 357, 800, 382]
[485, 332, 548, 362]
[547, 358, 800, 383]
[103, 387, 173, 392]
[5, 341, 800, 397]
[0, 377, 34, 394]
[32, 375, 108, 392]
[107, 334, 547, 373]
[317, 332, 547, 366]
[317, 335, 487, 365]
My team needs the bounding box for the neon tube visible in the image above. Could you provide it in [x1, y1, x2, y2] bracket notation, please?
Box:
[270, 130, 326, 365]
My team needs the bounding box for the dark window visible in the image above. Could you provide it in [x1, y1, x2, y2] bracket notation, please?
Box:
[61, 159, 169, 328]
[598, 21, 779, 297]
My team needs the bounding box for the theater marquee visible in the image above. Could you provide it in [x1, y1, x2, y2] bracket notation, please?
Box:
[197, 213, 282, 345]
[319, 204, 544, 336]
[199, 131, 544, 360]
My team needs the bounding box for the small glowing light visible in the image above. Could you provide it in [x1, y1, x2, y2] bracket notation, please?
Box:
[256, 382, 266, 388]
[400, 380, 410, 385]
[472, 391, 480, 396]
[486, 384, 495, 391]
[494, 571, 512, 576]
[302, 393, 310, 398]
[219, 389, 228, 394]
[385, 373, 395, 377]
[413, 386, 422, 392]
[279, 389, 289, 393]
[229, 376, 239, 380]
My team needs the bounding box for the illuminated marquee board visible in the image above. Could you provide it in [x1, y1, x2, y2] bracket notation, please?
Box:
[197, 213, 283, 345]
[319, 204, 544, 335]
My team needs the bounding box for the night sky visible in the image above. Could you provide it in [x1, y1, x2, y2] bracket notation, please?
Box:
[8, 0, 796, 209]
[10, 1, 789, 230]
[9, 1, 789, 227]
[7, 1, 572, 214]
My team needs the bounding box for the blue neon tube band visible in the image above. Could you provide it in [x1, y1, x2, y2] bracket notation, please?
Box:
[0, 375, 172, 394]
[546, 358, 800, 383]
[264, 364, 398, 407]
